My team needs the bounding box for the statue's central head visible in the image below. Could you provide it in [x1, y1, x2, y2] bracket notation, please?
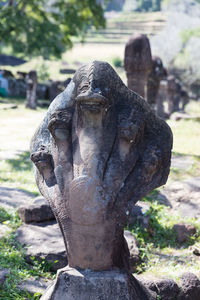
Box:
[31, 61, 172, 271]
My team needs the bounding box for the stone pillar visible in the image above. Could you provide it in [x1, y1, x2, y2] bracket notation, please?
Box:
[167, 75, 182, 115]
[147, 56, 167, 112]
[157, 80, 168, 119]
[25, 70, 37, 109]
[180, 89, 189, 111]
[124, 34, 152, 98]
[31, 61, 172, 299]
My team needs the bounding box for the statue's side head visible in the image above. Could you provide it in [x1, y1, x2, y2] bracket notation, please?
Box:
[30, 61, 172, 271]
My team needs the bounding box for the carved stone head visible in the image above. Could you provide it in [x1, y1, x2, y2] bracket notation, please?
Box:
[31, 61, 172, 271]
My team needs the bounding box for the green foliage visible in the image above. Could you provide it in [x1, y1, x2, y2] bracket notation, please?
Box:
[0, 209, 54, 299]
[0, 207, 13, 223]
[0, 150, 39, 194]
[128, 200, 199, 273]
[0, 0, 105, 58]
[180, 28, 200, 45]
[112, 56, 122, 68]
[36, 62, 50, 82]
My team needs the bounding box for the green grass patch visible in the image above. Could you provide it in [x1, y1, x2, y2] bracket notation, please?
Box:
[128, 202, 200, 277]
[0, 151, 39, 195]
[181, 28, 200, 45]
[0, 209, 55, 299]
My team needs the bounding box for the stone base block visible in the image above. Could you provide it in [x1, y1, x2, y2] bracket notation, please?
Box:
[41, 267, 156, 300]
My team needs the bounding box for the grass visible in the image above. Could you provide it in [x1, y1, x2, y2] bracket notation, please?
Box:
[0, 208, 55, 299]
[129, 201, 200, 279]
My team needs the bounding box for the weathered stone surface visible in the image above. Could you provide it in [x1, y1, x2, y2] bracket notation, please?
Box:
[0, 268, 10, 287]
[41, 267, 157, 300]
[14, 221, 138, 272]
[177, 272, 200, 300]
[0, 224, 10, 238]
[173, 223, 196, 243]
[158, 177, 200, 218]
[17, 196, 55, 223]
[124, 34, 152, 97]
[0, 186, 33, 210]
[167, 75, 181, 115]
[157, 80, 168, 119]
[127, 201, 150, 229]
[49, 79, 71, 102]
[18, 277, 53, 296]
[26, 70, 37, 109]
[147, 56, 167, 111]
[124, 230, 140, 272]
[15, 221, 67, 271]
[30, 61, 172, 271]
[141, 278, 180, 300]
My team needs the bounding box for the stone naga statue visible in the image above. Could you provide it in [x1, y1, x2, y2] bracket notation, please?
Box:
[31, 61, 172, 272]
[124, 34, 152, 98]
[147, 56, 167, 111]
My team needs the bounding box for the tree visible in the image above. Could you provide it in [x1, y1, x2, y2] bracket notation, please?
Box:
[0, 0, 105, 58]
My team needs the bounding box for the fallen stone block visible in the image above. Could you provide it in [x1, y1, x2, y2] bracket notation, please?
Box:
[15, 221, 67, 271]
[17, 196, 55, 223]
[18, 277, 53, 296]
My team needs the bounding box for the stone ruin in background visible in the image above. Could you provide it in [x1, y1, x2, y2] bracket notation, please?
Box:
[0, 69, 71, 105]
[124, 34, 152, 98]
[25, 70, 38, 110]
[30, 61, 172, 299]
[124, 35, 189, 118]
[147, 56, 167, 114]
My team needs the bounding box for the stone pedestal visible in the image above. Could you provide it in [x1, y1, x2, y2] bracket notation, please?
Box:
[41, 267, 156, 300]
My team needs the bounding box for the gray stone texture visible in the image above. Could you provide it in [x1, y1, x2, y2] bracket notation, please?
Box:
[177, 272, 200, 300]
[158, 177, 200, 219]
[173, 223, 196, 244]
[147, 56, 167, 112]
[141, 278, 180, 300]
[0, 268, 10, 287]
[127, 201, 150, 229]
[124, 34, 152, 97]
[41, 267, 157, 300]
[25, 70, 37, 109]
[124, 230, 140, 272]
[15, 221, 67, 271]
[17, 196, 55, 223]
[18, 277, 53, 296]
[0, 186, 33, 210]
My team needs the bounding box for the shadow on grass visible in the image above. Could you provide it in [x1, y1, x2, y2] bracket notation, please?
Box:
[0, 96, 25, 105]
[5, 151, 32, 171]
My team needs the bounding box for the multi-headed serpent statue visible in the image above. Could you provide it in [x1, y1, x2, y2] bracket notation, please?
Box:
[31, 61, 172, 274]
